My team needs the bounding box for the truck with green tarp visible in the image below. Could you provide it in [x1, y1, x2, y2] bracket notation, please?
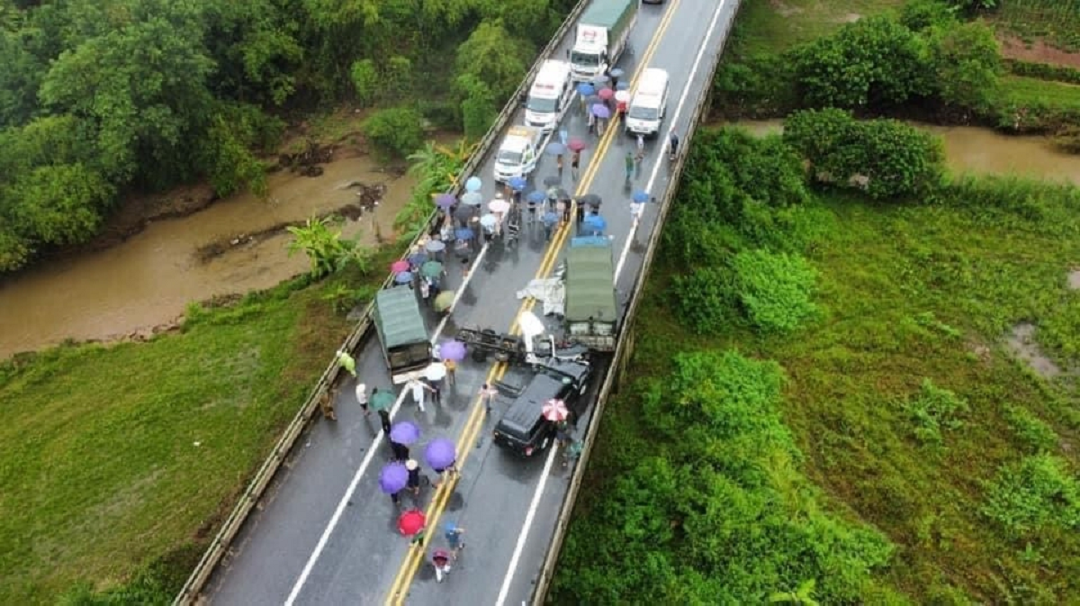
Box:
[373, 286, 432, 383]
[563, 236, 618, 351]
[568, 0, 638, 82]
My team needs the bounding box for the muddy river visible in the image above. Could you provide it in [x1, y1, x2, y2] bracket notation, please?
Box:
[2, 124, 1079, 360]
[0, 153, 414, 359]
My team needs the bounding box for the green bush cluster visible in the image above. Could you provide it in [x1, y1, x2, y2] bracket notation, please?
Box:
[1003, 405, 1059, 453]
[731, 249, 820, 333]
[903, 378, 970, 446]
[362, 107, 426, 160]
[1005, 59, 1080, 86]
[552, 351, 894, 603]
[982, 454, 1080, 536]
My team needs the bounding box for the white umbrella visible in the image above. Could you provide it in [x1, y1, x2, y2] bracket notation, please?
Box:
[614, 90, 630, 103]
[424, 362, 447, 381]
[461, 191, 483, 207]
[488, 198, 510, 214]
[480, 213, 497, 229]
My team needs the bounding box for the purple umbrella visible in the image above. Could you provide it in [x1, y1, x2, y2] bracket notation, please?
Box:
[425, 438, 457, 470]
[379, 462, 409, 494]
[591, 103, 610, 119]
[435, 193, 456, 209]
[390, 421, 421, 445]
[440, 340, 467, 361]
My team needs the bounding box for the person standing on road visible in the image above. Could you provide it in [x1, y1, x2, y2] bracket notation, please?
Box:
[407, 377, 435, 412]
[406, 459, 422, 496]
[443, 358, 457, 386]
[355, 382, 370, 416]
[479, 383, 500, 413]
[432, 549, 453, 583]
[336, 349, 357, 378]
[318, 387, 338, 421]
[428, 378, 443, 406]
[571, 150, 581, 181]
[378, 407, 392, 436]
[390, 440, 410, 462]
[444, 521, 466, 555]
[624, 152, 634, 181]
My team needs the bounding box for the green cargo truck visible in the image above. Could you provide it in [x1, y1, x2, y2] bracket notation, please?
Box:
[564, 236, 618, 351]
[373, 286, 432, 383]
[568, 0, 638, 82]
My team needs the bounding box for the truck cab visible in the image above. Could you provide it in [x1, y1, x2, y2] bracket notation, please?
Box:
[493, 358, 592, 458]
[493, 125, 543, 184]
[525, 60, 573, 133]
[625, 68, 669, 137]
[569, 26, 610, 81]
[373, 287, 432, 384]
[564, 236, 618, 351]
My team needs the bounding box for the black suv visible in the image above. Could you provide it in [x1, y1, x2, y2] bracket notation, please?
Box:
[492, 359, 592, 457]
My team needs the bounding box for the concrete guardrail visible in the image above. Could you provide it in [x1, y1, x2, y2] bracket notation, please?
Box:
[528, 10, 737, 604]
[172, 2, 589, 603]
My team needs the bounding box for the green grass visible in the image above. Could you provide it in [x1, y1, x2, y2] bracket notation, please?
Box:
[724, 0, 907, 57]
[563, 176, 1080, 601]
[0, 248, 402, 603]
[998, 75, 1080, 111]
[992, 0, 1080, 52]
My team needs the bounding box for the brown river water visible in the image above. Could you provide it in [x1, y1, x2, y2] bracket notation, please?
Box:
[0, 154, 414, 360]
[2, 124, 1079, 360]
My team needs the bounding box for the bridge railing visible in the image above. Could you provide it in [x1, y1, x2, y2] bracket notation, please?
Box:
[172, 2, 588, 603]
[528, 6, 738, 603]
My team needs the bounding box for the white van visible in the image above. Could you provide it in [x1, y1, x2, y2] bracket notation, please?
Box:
[493, 125, 543, 183]
[625, 68, 669, 138]
[525, 60, 573, 133]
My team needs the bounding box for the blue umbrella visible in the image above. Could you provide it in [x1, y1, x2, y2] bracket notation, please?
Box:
[508, 176, 527, 192]
[408, 252, 428, 266]
[616, 81, 629, 91]
[632, 190, 649, 203]
[526, 190, 547, 204]
[584, 214, 607, 233]
[542, 211, 559, 226]
[465, 176, 482, 192]
[545, 142, 566, 156]
[425, 240, 446, 253]
[390, 421, 421, 445]
[394, 271, 414, 284]
[455, 227, 475, 241]
[591, 104, 610, 119]
[591, 74, 609, 86]
[609, 67, 625, 78]
[460, 191, 483, 207]
[435, 193, 456, 209]
[576, 82, 595, 96]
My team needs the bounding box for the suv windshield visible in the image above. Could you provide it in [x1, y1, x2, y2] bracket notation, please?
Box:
[628, 105, 658, 121]
[497, 149, 523, 165]
[527, 96, 557, 113]
[570, 51, 599, 67]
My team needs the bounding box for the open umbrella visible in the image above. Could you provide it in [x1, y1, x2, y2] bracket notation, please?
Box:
[591, 103, 611, 119]
[424, 362, 447, 381]
[440, 340, 466, 361]
[526, 190, 547, 204]
[616, 81, 629, 91]
[465, 176, 482, 192]
[542, 175, 561, 188]
[508, 176, 527, 192]
[578, 193, 602, 208]
[545, 142, 566, 156]
[390, 421, 421, 445]
[576, 82, 595, 96]
[454, 205, 475, 225]
[591, 73, 609, 86]
[380, 462, 409, 494]
[433, 291, 455, 313]
[455, 227, 475, 241]
[424, 438, 457, 470]
[609, 67, 625, 79]
[420, 260, 443, 279]
[488, 198, 510, 214]
[614, 89, 630, 103]
[425, 239, 446, 253]
[461, 191, 483, 207]
[542, 398, 569, 422]
[597, 87, 614, 100]
[567, 138, 587, 152]
[479, 213, 497, 230]
[542, 211, 559, 226]
[435, 193, 456, 209]
[394, 271, 414, 285]
[408, 252, 428, 267]
[398, 508, 426, 536]
[390, 260, 410, 273]
[632, 190, 650, 203]
[584, 214, 607, 233]
[371, 390, 395, 412]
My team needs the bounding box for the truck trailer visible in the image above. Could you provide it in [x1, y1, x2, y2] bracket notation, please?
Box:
[373, 286, 432, 383]
[568, 0, 638, 82]
[563, 236, 618, 351]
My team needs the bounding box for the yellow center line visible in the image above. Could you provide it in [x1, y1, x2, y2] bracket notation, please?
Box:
[385, 2, 683, 600]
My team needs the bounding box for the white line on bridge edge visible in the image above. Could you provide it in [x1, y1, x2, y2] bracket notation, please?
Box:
[494, 2, 731, 604]
[284, 241, 493, 605]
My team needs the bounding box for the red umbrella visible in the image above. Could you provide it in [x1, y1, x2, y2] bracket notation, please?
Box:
[398, 508, 426, 536]
[542, 398, 569, 422]
[390, 260, 410, 273]
[597, 87, 614, 100]
[567, 139, 587, 152]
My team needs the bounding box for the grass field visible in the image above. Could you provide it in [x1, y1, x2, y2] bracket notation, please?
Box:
[999, 75, 1080, 111]
[992, 0, 1080, 52]
[0, 249, 400, 603]
[723, 0, 906, 57]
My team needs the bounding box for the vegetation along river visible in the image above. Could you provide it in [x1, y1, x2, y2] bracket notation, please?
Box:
[2, 124, 1078, 360]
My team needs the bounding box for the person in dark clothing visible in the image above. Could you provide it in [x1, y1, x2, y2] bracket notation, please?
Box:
[378, 408, 392, 435]
[391, 440, 410, 461]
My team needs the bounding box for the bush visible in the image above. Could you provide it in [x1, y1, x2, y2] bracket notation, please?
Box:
[982, 454, 1080, 536]
[712, 53, 798, 118]
[903, 379, 970, 446]
[927, 21, 1002, 112]
[673, 265, 739, 336]
[349, 59, 378, 107]
[1006, 59, 1080, 86]
[900, 0, 957, 31]
[1003, 405, 1059, 453]
[731, 249, 819, 333]
[362, 107, 425, 159]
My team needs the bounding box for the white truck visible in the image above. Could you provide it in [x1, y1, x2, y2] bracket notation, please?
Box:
[524, 60, 573, 133]
[493, 125, 543, 184]
[568, 0, 638, 82]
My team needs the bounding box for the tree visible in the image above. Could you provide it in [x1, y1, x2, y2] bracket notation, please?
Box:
[286, 216, 355, 278]
[928, 21, 1001, 111]
[363, 107, 425, 159]
[5, 163, 114, 246]
[770, 579, 821, 606]
[455, 19, 532, 107]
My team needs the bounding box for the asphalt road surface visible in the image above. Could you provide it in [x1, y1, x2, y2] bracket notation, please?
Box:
[205, 0, 738, 603]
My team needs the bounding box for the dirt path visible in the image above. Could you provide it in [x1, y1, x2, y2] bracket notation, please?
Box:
[1000, 36, 1080, 69]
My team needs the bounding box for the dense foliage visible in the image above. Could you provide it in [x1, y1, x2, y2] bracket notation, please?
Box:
[0, 0, 574, 272]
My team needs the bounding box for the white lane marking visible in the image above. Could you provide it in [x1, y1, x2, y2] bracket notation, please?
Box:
[615, 0, 728, 281]
[286, 240, 491, 605]
[497, 2, 731, 603]
[494, 443, 560, 606]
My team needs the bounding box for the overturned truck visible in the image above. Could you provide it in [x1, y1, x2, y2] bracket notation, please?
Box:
[563, 236, 618, 351]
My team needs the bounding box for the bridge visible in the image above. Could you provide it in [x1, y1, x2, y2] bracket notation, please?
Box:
[182, 0, 740, 603]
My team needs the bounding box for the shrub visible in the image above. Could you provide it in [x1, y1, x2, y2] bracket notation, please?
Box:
[349, 59, 378, 107]
[927, 21, 1002, 112]
[713, 53, 798, 118]
[673, 265, 739, 336]
[362, 107, 425, 159]
[903, 378, 969, 446]
[982, 454, 1080, 536]
[900, 0, 957, 31]
[1003, 405, 1059, 453]
[731, 249, 819, 333]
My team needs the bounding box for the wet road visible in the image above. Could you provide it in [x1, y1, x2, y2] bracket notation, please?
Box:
[205, 0, 738, 604]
